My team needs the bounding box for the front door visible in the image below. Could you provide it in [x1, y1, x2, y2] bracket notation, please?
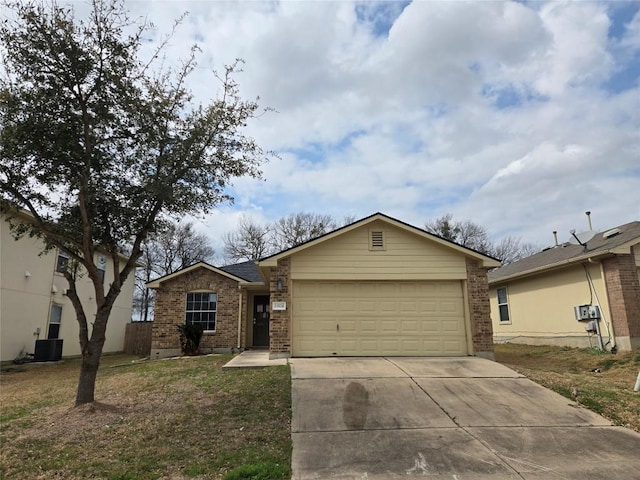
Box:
[252, 295, 270, 347]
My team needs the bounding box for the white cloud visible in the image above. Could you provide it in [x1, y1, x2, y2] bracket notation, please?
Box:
[55, 1, 640, 256]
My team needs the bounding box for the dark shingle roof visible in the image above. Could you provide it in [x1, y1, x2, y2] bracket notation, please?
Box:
[219, 260, 264, 283]
[488, 221, 640, 284]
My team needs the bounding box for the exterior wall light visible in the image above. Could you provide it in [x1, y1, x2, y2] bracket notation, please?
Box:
[276, 278, 283, 291]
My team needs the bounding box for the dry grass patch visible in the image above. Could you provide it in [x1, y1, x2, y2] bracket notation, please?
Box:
[1, 354, 291, 480]
[495, 343, 640, 432]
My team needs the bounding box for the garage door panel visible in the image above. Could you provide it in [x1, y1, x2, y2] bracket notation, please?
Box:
[401, 320, 419, 333]
[292, 280, 467, 356]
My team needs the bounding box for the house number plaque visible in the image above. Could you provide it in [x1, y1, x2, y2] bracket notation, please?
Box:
[272, 301, 287, 311]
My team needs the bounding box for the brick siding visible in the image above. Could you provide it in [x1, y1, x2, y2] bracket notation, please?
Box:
[603, 254, 640, 340]
[269, 258, 291, 355]
[151, 267, 242, 353]
[466, 258, 495, 356]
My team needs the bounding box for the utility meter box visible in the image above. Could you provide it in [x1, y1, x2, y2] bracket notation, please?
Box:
[574, 305, 601, 321]
[574, 305, 590, 321]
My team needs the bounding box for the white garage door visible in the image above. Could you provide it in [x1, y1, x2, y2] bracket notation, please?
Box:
[292, 280, 467, 356]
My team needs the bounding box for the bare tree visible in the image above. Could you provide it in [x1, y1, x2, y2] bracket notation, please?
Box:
[272, 212, 337, 251]
[425, 213, 459, 243]
[425, 213, 538, 261]
[223, 215, 272, 262]
[491, 235, 539, 265]
[134, 221, 215, 321]
[223, 212, 347, 261]
[425, 214, 492, 254]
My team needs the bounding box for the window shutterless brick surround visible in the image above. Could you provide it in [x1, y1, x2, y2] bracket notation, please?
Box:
[603, 254, 640, 351]
[151, 268, 246, 359]
[465, 258, 495, 359]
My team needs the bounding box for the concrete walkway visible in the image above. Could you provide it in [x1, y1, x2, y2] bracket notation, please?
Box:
[221, 349, 288, 369]
[291, 356, 640, 479]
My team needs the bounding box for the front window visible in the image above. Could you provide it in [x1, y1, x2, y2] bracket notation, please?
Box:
[497, 287, 510, 323]
[185, 292, 217, 331]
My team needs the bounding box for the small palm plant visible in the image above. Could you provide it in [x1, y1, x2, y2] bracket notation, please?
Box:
[177, 323, 204, 356]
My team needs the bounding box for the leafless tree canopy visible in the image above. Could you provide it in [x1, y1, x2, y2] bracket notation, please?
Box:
[223, 212, 354, 262]
[223, 215, 272, 262]
[134, 221, 215, 321]
[272, 213, 337, 251]
[425, 213, 539, 264]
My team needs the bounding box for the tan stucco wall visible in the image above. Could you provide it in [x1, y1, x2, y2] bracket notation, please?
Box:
[290, 220, 467, 280]
[490, 262, 613, 348]
[1, 216, 135, 362]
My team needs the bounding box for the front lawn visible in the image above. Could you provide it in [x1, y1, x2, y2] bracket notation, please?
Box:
[494, 343, 640, 432]
[0, 354, 291, 480]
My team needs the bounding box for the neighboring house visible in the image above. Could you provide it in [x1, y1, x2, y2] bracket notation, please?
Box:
[0, 211, 136, 362]
[148, 213, 501, 359]
[489, 221, 640, 351]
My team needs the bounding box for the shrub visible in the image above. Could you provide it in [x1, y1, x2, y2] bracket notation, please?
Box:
[177, 323, 204, 355]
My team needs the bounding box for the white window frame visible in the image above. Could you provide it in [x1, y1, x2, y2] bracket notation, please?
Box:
[55, 251, 69, 274]
[48, 304, 63, 339]
[497, 287, 511, 323]
[185, 292, 217, 332]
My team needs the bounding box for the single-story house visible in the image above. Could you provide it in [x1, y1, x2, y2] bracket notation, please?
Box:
[148, 213, 501, 359]
[489, 221, 640, 351]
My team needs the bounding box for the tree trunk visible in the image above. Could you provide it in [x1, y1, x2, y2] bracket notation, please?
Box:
[75, 309, 110, 405]
[75, 347, 101, 404]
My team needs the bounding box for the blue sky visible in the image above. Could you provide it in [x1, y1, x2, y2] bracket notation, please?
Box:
[106, 1, 640, 257]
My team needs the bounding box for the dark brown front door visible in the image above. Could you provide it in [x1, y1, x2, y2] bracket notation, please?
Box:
[253, 295, 270, 347]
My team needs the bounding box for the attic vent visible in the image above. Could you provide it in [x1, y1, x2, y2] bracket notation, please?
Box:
[370, 230, 385, 250]
[602, 228, 621, 239]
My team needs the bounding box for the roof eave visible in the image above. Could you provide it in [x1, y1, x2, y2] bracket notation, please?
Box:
[488, 250, 615, 285]
[258, 212, 501, 267]
[145, 262, 249, 289]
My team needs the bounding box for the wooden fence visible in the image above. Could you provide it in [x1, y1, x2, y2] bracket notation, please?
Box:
[123, 322, 153, 356]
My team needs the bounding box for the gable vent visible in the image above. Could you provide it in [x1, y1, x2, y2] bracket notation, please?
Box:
[602, 228, 621, 239]
[370, 231, 384, 249]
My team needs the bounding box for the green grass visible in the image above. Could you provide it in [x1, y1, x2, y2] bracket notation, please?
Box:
[0, 354, 292, 480]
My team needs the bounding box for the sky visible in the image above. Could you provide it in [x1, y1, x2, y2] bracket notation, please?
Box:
[82, 1, 640, 257]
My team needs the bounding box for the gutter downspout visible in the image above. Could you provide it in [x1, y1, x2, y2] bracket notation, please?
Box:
[597, 260, 617, 351]
[237, 285, 243, 351]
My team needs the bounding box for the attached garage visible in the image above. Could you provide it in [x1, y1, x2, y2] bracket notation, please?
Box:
[259, 213, 500, 360]
[292, 280, 467, 356]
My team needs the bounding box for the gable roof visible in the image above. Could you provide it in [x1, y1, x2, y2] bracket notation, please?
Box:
[488, 220, 640, 285]
[146, 261, 262, 289]
[259, 212, 501, 268]
[219, 260, 263, 282]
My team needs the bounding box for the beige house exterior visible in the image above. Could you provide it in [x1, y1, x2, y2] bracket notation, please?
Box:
[1, 212, 136, 362]
[489, 221, 640, 351]
[149, 213, 500, 359]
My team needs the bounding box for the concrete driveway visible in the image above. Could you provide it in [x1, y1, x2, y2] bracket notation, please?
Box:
[290, 357, 640, 479]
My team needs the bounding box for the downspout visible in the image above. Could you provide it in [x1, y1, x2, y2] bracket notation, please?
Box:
[461, 280, 474, 355]
[597, 260, 617, 351]
[237, 285, 243, 351]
